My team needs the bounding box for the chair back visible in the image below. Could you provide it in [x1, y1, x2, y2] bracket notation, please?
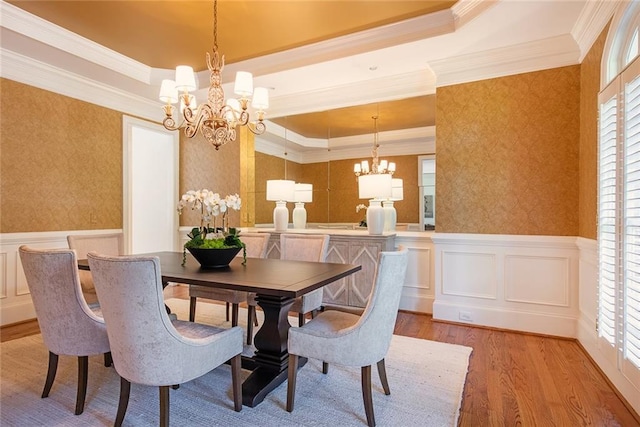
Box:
[347, 247, 409, 364]
[280, 233, 329, 262]
[67, 233, 124, 291]
[87, 253, 183, 384]
[18, 246, 110, 356]
[237, 232, 270, 258]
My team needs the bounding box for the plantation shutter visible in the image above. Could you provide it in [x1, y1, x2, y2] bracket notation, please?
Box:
[599, 86, 619, 347]
[623, 60, 640, 372]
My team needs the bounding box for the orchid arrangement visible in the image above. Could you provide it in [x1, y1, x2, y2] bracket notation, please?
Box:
[177, 189, 245, 264]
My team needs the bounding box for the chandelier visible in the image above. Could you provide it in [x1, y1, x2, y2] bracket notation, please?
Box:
[158, 0, 268, 150]
[353, 116, 396, 177]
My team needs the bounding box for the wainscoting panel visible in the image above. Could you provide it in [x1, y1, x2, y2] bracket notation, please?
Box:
[0, 229, 122, 326]
[0, 252, 6, 299]
[433, 233, 579, 338]
[441, 251, 497, 299]
[504, 255, 570, 307]
[395, 234, 435, 313]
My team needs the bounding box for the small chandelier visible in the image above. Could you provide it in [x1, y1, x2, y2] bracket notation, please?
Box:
[158, 0, 268, 150]
[354, 116, 396, 177]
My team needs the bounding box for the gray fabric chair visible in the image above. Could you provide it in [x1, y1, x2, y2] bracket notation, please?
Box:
[248, 233, 330, 327]
[282, 233, 330, 326]
[286, 247, 409, 427]
[18, 245, 112, 416]
[67, 233, 124, 305]
[87, 252, 243, 427]
[189, 232, 270, 345]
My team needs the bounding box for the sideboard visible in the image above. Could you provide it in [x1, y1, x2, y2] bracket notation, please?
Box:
[258, 230, 395, 308]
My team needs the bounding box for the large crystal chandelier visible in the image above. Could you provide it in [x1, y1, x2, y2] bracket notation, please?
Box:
[158, 0, 268, 150]
[353, 116, 396, 177]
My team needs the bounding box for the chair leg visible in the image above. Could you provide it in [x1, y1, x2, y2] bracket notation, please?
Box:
[231, 303, 239, 326]
[158, 386, 170, 427]
[41, 351, 58, 398]
[322, 362, 329, 374]
[230, 354, 242, 412]
[189, 297, 197, 322]
[75, 356, 88, 415]
[377, 359, 390, 395]
[310, 309, 318, 319]
[286, 354, 299, 412]
[115, 377, 131, 427]
[247, 306, 255, 346]
[104, 351, 113, 367]
[361, 365, 376, 427]
[298, 313, 306, 327]
[226, 302, 230, 321]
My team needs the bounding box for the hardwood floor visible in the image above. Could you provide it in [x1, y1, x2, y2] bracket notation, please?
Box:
[2, 285, 638, 426]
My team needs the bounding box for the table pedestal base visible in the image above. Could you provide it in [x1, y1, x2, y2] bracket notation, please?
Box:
[242, 294, 306, 407]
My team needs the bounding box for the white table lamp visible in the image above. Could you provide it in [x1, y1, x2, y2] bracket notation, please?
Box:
[358, 174, 392, 235]
[292, 183, 313, 229]
[383, 178, 403, 232]
[266, 179, 295, 232]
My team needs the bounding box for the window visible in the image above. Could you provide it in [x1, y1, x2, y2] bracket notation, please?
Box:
[598, 2, 640, 390]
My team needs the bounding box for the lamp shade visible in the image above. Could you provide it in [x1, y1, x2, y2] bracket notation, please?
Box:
[175, 65, 197, 92]
[358, 174, 392, 199]
[294, 183, 313, 203]
[266, 180, 295, 202]
[159, 79, 178, 104]
[391, 178, 404, 201]
[234, 71, 253, 97]
[252, 87, 269, 110]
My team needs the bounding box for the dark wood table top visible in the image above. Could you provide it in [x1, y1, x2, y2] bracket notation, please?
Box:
[79, 251, 361, 298]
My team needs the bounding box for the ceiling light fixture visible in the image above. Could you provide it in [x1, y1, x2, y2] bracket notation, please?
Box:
[158, 0, 268, 150]
[354, 116, 396, 178]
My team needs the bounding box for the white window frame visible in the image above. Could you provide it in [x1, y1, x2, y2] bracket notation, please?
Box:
[598, 1, 640, 393]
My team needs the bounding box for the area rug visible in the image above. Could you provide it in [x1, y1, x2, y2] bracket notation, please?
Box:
[1, 298, 472, 426]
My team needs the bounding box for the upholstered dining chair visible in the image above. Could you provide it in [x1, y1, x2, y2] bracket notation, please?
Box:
[281, 233, 330, 326]
[189, 232, 270, 345]
[286, 247, 409, 427]
[18, 245, 112, 416]
[88, 252, 243, 427]
[67, 233, 124, 305]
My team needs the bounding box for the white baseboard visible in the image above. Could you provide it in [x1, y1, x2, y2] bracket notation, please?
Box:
[433, 300, 577, 337]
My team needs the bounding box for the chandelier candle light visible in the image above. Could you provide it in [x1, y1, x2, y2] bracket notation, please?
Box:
[354, 116, 396, 178]
[159, 0, 268, 150]
[292, 183, 313, 229]
[266, 180, 296, 232]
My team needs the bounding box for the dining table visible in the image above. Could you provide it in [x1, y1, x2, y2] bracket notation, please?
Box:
[79, 251, 361, 407]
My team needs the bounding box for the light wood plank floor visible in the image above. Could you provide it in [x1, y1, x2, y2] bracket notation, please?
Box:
[2, 286, 638, 426]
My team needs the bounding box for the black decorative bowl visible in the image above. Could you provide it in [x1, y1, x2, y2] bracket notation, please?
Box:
[186, 246, 242, 269]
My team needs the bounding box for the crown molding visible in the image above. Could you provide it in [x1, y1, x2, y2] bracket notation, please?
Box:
[256, 126, 435, 164]
[0, 47, 159, 122]
[0, 1, 152, 84]
[571, 0, 618, 62]
[223, 9, 455, 79]
[267, 69, 437, 118]
[430, 34, 580, 87]
[452, 0, 499, 29]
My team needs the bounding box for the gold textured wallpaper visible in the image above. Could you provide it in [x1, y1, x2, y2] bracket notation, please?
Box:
[178, 129, 241, 229]
[1, 79, 123, 232]
[579, 24, 609, 240]
[436, 66, 581, 236]
[254, 153, 420, 225]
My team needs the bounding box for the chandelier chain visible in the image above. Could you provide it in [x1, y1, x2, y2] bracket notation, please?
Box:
[212, 0, 218, 51]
